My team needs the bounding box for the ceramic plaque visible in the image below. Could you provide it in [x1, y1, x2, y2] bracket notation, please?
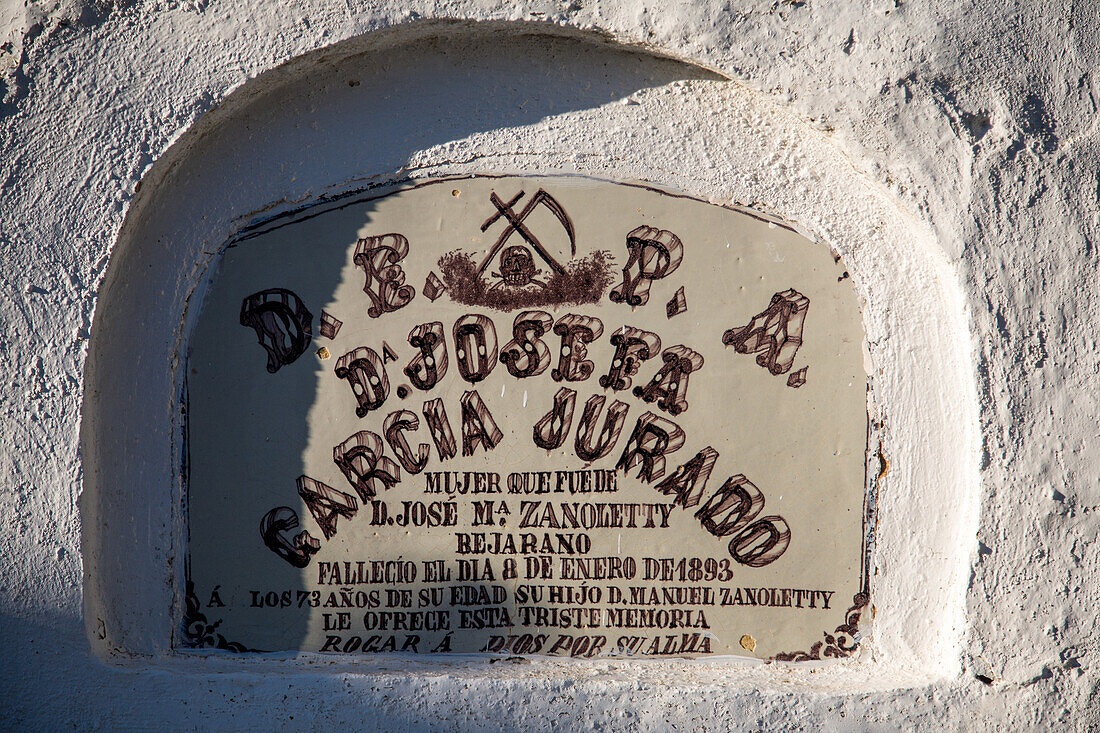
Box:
[182, 176, 871, 660]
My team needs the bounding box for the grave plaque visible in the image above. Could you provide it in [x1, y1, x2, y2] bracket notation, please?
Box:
[182, 176, 872, 660]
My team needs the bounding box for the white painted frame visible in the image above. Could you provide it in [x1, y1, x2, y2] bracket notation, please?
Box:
[81, 21, 978, 690]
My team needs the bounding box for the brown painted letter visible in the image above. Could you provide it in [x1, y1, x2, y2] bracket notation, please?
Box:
[600, 326, 661, 391]
[608, 226, 683, 306]
[384, 410, 431, 475]
[575, 395, 631, 463]
[335, 347, 389, 417]
[615, 411, 685, 482]
[333, 430, 400, 502]
[260, 507, 321, 568]
[422, 398, 458, 461]
[240, 288, 313, 373]
[460, 390, 504, 457]
[722, 288, 809, 375]
[633, 345, 704, 416]
[533, 387, 577, 450]
[655, 447, 719, 509]
[405, 322, 448, 391]
[551, 314, 604, 382]
[354, 233, 415, 317]
[297, 475, 358, 540]
[454, 314, 498, 384]
[500, 310, 553, 378]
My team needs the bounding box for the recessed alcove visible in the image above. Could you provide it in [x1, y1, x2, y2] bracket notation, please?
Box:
[81, 20, 978, 690]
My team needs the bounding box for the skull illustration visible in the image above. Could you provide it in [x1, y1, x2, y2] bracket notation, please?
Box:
[499, 245, 538, 287]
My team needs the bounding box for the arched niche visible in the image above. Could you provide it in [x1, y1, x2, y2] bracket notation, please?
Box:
[81, 20, 978, 689]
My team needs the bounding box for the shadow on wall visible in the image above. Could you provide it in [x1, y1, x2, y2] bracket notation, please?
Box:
[177, 22, 728, 229]
[82, 20, 726, 658]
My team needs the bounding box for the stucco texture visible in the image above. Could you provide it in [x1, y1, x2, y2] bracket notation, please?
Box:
[1, 0, 1097, 730]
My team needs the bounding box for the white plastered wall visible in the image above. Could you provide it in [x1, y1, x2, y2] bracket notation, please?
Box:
[2, 2, 1096, 730]
[83, 20, 979, 683]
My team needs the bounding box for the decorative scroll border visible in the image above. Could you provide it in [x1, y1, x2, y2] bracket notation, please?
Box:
[178, 376, 253, 653]
[181, 580, 257, 653]
[771, 592, 870, 661]
[770, 427, 882, 662]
